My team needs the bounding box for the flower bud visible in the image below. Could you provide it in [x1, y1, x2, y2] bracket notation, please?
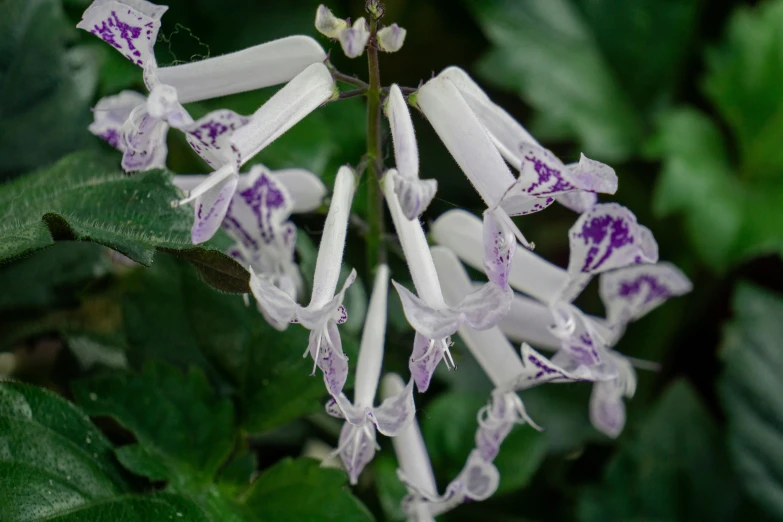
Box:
[315, 5, 348, 38]
[378, 24, 406, 52]
[339, 17, 370, 58]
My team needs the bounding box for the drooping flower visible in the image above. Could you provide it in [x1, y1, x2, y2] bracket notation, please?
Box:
[79, 0, 327, 174]
[385, 84, 437, 219]
[382, 374, 501, 521]
[384, 173, 514, 392]
[435, 67, 617, 214]
[174, 165, 326, 328]
[250, 166, 356, 396]
[324, 265, 415, 484]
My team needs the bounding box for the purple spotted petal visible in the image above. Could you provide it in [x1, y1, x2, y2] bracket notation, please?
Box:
[498, 343, 593, 393]
[191, 172, 239, 244]
[297, 270, 356, 330]
[453, 450, 500, 502]
[249, 269, 298, 325]
[368, 379, 415, 436]
[409, 332, 443, 393]
[549, 304, 606, 367]
[482, 210, 516, 288]
[565, 153, 618, 194]
[567, 203, 659, 278]
[89, 91, 147, 150]
[499, 192, 556, 216]
[600, 262, 692, 326]
[183, 109, 250, 168]
[327, 393, 365, 425]
[310, 322, 349, 396]
[475, 393, 517, 462]
[515, 143, 576, 197]
[120, 109, 168, 172]
[325, 397, 345, 419]
[146, 84, 192, 128]
[77, 1, 166, 68]
[337, 422, 376, 485]
[556, 191, 597, 213]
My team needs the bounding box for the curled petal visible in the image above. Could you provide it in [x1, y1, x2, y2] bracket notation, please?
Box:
[391, 172, 437, 221]
[378, 24, 406, 52]
[515, 144, 617, 197]
[567, 153, 618, 194]
[336, 422, 376, 485]
[298, 269, 356, 329]
[393, 281, 461, 340]
[190, 168, 239, 244]
[157, 36, 326, 103]
[120, 108, 168, 172]
[475, 393, 518, 461]
[600, 262, 692, 326]
[325, 397, 345, 419]
[409, 332, 444, 394]
[457, 282, 512, 331]
[452, 450, 501, 502]
[183, 109, 250, 168]
[315, 4, 348, 38]
[556, 191, 597, 213]
[368, 379, 415, 436]
[550, 303, 606, 367]
[146, 84, 192, 128]
[338, 18, 370, 58]
[77, 0, 165, 67]
[568, 203, 659, 278]
[497, 343, 593, 393]
[249, 267, 299, 325]
[327, 393, 365, 426]
[89, 91, 147, 149]
[482, 209, 516, 288]
[588, 354, 636, 439]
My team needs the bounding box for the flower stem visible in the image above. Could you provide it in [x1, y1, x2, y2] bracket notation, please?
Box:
[365, 13, 386, 274]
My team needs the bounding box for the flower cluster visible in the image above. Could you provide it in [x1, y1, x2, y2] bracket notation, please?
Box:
[80, 0, 692, 518]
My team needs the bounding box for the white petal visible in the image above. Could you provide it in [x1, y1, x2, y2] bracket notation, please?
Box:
[377, 24, 407, 52]
[229, 63, 336, 168]
[431, 210, 567, 305]
[273, 168, 327, 213]
[336, 421, 376, 485]
[482, 209, 516, 288]
[450, 450, 500, 502]
[392, 281, 461, 340]
[431, 246, 524, 387]
[146, 84, 193, 128]
[298, 269, 356, 328]
[156, 36, 327, 103]
[391, 171, 438, 221]
[78, 0, 165, 68]
[338, 17, 370, 58]
[89, 91, 147, 150]
[556, 191, 598, 213]
[182, 109, 249, 169]
[249, 268, 298, 325]
[308, 166, 356, 308]
[416, 76, 516, 208]
[455, 281, 512, 331]
[314, 4, 348, 38]
[384, 174, 447, 308]
[368, 378, 415, 436]
[382, 373, 438, 494]
[600, 262, 692, 326]
[386, 86, 419, 183]
[120, 108, 168, 172]
[327, 393, 365, 426]
[353, 265, 390, 408]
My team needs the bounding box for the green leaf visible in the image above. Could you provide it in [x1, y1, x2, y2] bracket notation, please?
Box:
[374, 454, 407, 522]
[0, 381, 209, 522]
[241, 458, 374, 522]
[719, 283, 783, 519]
[650, 108, 783, 268]
[578, 380, 744, 521]
[422, 391, 547, 495]
[0, 152, 248, 292]
[121, 256, 343, 433]
[0, 242, 112, 312]
[0, 0, 98, 176]
[73, 362, 236, 490]
[466, 0, 702, 161]
[704, 0, 783, 179]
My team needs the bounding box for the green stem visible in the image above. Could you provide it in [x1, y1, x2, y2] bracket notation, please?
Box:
[365, 15, 386, 274]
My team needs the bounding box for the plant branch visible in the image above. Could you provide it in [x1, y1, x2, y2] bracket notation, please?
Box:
[338, 88, 368, 100]
[332, 70, 369, 89]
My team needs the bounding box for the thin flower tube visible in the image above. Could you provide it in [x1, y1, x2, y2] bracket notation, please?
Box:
[384, 172, 514, 392]
[324, 265, 416, 484]
[436, 66, 617, 214]
[382, 374, 500, 521]
[385, 84, 437, 219]
[250, 166, 356, 396]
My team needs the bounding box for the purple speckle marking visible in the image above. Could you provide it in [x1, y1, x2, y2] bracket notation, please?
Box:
[522, 150, 575, 196]
[577, 215, 633, 273]
[618, 275, 672, 305]
[90, 10, 148, 66]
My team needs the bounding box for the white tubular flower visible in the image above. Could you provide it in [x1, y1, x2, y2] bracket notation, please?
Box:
[382, 374, 500, 521]
[229, 63, 337, 168]
[385, 84, 437, 219]
[250, 166, 356, 397]
[436, 67, 617, 215]
[173, 63, 336, 244]
[315, 5, 348, 38]
[431, 246, 594, 458]
[339, 18, 371, 58]
[80, 1, 327, 173]
[378, 24, 407, 53]
[384, 173, 514, 393]
[173, 166, 326, 328]
[324, 266, 415, 485]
